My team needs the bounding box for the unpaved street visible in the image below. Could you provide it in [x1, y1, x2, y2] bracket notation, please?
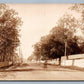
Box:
[0, 63, 84, 80]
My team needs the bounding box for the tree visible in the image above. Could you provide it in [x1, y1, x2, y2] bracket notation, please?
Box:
[70, 4, 84, 31]
[77, 37, 84, 53]
[33, 42, 41, 61]
[33, 6, 82, 65]
[50, 14, 78, 59]
[70, 4, 84, 53]
[0, 4, 22, 62]
[33, 14, 81, 65]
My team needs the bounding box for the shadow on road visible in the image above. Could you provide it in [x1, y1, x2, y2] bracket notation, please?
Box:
[0, 68, 79, 72]
[0, 63, 84, 72]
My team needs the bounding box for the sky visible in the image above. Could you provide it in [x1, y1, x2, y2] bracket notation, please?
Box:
[8, 4, 81, 59]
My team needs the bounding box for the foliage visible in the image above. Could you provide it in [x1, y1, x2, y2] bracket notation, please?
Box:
[32, 4, 84, 65]
[0, 4, 22, 62]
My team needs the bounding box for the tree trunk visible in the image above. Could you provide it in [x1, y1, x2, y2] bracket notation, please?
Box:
[59, 56, 61, 66]
[1, 55, 3, 62]
[65, 41, 68, 60]
[66, 55, 68, 60]
[3, 52, 6, 62]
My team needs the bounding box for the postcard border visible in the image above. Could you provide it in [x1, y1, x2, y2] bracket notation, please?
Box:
[0, 0, 84, 84]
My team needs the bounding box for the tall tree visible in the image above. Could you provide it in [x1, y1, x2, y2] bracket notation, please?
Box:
[0, 4, 22, 62]
[70, 4, 84, 53]
[33, 42, 41, 61]
[33, 7, 82, 65]
[50, 14, 78, 59]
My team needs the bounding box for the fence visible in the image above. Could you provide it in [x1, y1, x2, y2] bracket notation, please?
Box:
[61, 54, 84, 67]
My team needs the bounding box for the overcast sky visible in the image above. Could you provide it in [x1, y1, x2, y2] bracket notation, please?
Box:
[8, 4, 81, 59]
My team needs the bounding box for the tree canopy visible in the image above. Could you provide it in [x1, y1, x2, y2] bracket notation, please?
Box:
[0, 4, 22, 62]
[32, 4, 84, 65]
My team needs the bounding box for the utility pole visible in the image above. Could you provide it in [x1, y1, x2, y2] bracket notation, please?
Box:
[65, 40, 67, 56]
[64, 29, 68, 60]
[65, 40, 68, 60]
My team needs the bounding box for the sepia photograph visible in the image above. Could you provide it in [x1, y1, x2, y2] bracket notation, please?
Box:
[0, 3, 84, 80]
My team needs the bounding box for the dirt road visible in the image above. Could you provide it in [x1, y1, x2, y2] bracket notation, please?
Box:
[0, 63, 84, 80]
